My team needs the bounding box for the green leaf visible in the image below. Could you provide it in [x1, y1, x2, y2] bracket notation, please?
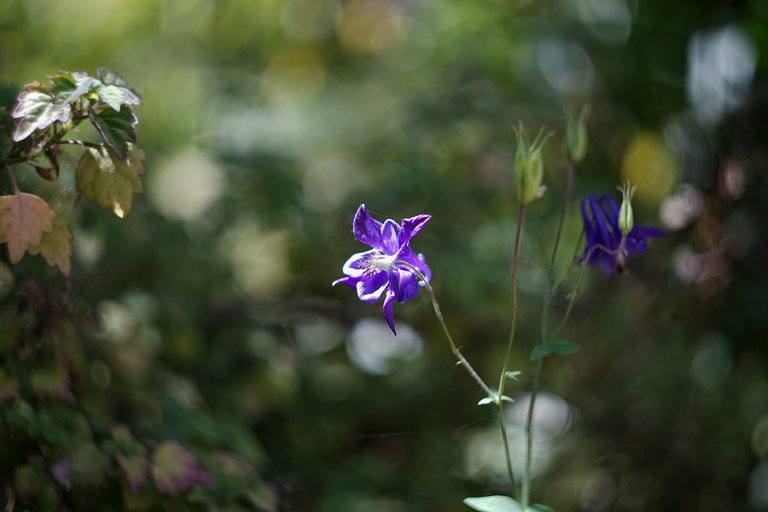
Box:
[87, 106, 138, 164]
[477, 397, 496, 406]
[531, 340, 580, 361]
[464, 496, 523, 512]
[94, 67, 142, 111]
[51, 71, 97, 106]
[11, 71, 95, 141]
[76, 144, 145, 218]
[506, 371, 522, 381]
[11, 85, 59, 141]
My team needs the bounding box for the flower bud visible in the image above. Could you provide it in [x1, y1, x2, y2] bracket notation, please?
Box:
[565, 106, 590, 163]
[617, 181, 637, 234]
[514, 125, 550, 205]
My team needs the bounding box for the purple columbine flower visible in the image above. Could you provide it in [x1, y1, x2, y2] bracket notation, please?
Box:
[333, 204, 432, 334]
[578, 192, 664, 275]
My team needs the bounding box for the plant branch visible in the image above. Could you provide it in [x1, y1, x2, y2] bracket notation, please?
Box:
[58, 139, 102, 149]
[496, 202, 527, 491]
[4, 161, 20, 193]
[522, 158, 575, 509]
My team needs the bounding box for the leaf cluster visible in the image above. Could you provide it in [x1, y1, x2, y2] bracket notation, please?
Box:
[1, 68, 145, 276]
[0, 285, 277, 512]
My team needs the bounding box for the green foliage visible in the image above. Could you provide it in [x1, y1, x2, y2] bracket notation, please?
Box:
[11, 71, 93, 141]
[0, 67, 277, 511]
[87, 106, 138, 164]
[1, 67, 144, 274]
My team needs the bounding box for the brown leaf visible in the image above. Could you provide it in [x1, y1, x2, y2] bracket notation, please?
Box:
[0, 192, 54, 263]
[28, 216, 72, 276]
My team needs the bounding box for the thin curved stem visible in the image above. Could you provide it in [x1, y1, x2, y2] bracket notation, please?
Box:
[400, 262, 494, 398]
[540, 159, 574, 342]
[4, 161, 19, 193]
[496, 203, 527, 490]
[58, 139, 102, 149]
[551, 232, 586, 340]
[521, 357, 541, 508]
[522, 159, 575, 509]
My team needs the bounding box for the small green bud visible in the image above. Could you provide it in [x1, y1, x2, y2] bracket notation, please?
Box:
[514, 125, 550, 205]
[565, 105, 590, 163]
[617, 181, 637, 234]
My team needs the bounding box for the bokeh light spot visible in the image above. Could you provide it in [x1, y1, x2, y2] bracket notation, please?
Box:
[621, 132, 678, 206]
[219, 221, 291, 298]
[687, 25, 757, 125]
[262, 47, 327, 105]
[536, 38, 595, 99]
[346, 318, 422, 375]
[338, 0, 405, 56]
[149, 148, 225, 223]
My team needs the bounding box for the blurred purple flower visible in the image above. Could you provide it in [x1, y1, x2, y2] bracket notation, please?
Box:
[51, 458, 71, 489]
[578, 194, 664, 275]
[333, 204, 431, 334]
[152, 441, 212, 496]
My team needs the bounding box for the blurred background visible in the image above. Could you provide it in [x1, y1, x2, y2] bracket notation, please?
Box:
[1, 0, 768, 510]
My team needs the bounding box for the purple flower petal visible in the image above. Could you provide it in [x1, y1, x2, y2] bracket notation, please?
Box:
[625, 236, 649, 254]
[382, 290, 397, 334]
[399, 214, 431, 245]
[395, 270, 419, 303]
[353, 204, 384, 249]
[341, 250, 376, 278]
[380, 219, 401, 255]
[332, 276, 359, 288]
[356, 271, 388, 303]
[396, 249, 431, 282]
[630, 225, 665, 239]
[387, 267, 401, 297]
[598, 195, 620, 230]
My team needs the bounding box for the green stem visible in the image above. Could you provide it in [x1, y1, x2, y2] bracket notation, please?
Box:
[551, 232, 586, 340]
[522, 159, 575, 509]
[3, 161, 19, 193]
[58, 139, 102, 149]
[540, 159, 575, 342]
[521, 356, 542, 509]
[496, 203, 527, 491]
[401, 263, 494, 398]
